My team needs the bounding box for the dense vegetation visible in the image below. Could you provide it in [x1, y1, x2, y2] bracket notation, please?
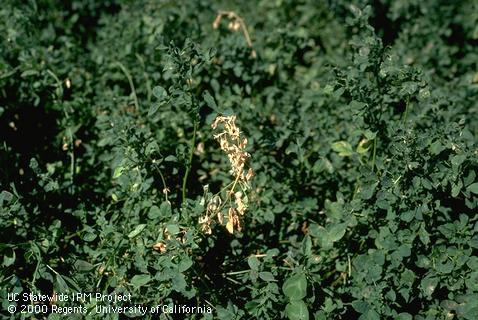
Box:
[1, 0, 477, 319]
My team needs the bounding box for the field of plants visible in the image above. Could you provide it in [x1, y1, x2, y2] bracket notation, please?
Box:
[1, 0, 477, 319]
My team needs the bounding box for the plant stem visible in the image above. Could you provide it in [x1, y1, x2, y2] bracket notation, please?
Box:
[223, 269, 250, 276]
[135, 54, 152, 104]
[31, 259, 40, 288]
[229, 173, 241, 195]
[154, 164, 169, 202]
[371, 137, 377, 172]
[67, 126, 75, 190]
[402, 96, 410, 123]
[115, 61, 139, 112]
[47, 69, 75, 191]
[182, 120, 198, 203]
[64, 228, 86, 240]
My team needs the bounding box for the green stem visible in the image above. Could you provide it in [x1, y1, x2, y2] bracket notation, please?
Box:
[229, 173, 241, 196]
[135, 54, 152, 104]
[371, 137, 377, 172]
[31, 259, 41, 288]
[96, 239, 124, 289]
[352, 182, 360, 200]
[48, 69, 75, 190]
[402, 96, 410, 123]
[182, 121, 198, 203]
[64, 228, 86, 240]
[0, 66, 19, 79]
[224, 276, 256, 290]
[223, 269, 250, 276]
[115, 61, 139, 112]
[67, 127, 75, 190]
[154, 164, 169, 202]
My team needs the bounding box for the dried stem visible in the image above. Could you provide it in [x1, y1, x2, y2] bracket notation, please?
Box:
[213, 10, 257, 58]
[198, 114, 254, 235]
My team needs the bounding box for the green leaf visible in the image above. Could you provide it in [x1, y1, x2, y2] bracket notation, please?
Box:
[467, 183, 478, 194]
[452, 181, 463, 197]
[283, 274, 307, 300]
[164, 155, 177, 162]
[313, 158, 334, 174]
[301, 235, 312, 256]
[356, 139, 372, 154]
[323, 84, 334, 95]
[3, 250, 15, 267]
[113, 166, 124, 179]
[324, 200, 343, 220]
[248, 256, 260, 271]
[328, 223, 347, 242]
[396, 313, 413, 320]
[83, 232, 97, 242]
[152, 85, 167, 99]
[145, 141, 159, 155]
[308, 223, 322, 238]
[245, 301, 259, 313]
[203, 91, 218, 111]
[148, 205, 161, 219]
[470, 235, 478, 249]
[285, 300, 309, 320]
[0, 190, 13, 204]
[436, 260, 454, 274]
[21, 70, 39, 77]
[166, 224, 180, 235]
[56, 274, 69, 292]
[396, 245, 411, 258]
[352, 300, 370, 313]
[451, 154, 466, 167]
[464, 171, 476, 186]
[178, 257, 193, 272]
[359, 309, 380, 320]
[149, 86, 168, 116]
[331, 141, 354, 157]
[130, 274, 151, 288]
[363, 130, 377, 140]
[421, 276, 439, 297]
[74, 260, 95, 272]
[315, 311, 327, 320]
[148, 102, 161, 116]
[160, 201, 172, 217]
[308, 224, 334, 248]
[352, 301, 370, 313]
[430, 140, 445, 155]
[128, 224, 147, 238]
[418, 224, 430, 245]
[259, 272, 276, 282]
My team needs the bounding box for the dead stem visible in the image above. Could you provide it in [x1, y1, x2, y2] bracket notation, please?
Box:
[213, 11, 257, 58]
[198, 114, 254, 235]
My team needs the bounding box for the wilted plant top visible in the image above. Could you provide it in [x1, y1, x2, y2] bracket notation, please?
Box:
[1, 1, 477, 319]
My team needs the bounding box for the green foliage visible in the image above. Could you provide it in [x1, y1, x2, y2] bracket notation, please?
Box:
[1, 0, 477, 319]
